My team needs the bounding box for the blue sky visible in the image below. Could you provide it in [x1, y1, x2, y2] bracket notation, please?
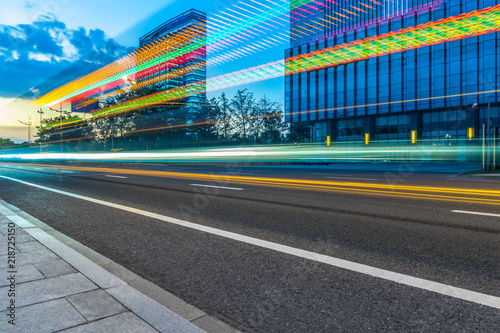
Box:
[0, 0, 287, 142]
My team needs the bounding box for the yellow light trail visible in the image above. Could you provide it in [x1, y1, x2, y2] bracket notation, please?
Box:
[3, 163, 500, 206]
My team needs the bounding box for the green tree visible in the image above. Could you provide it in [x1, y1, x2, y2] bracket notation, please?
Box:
[0, 138, 16, 149]
[231, 89, 255, 141]
[217, 92, 234, 141]
[288, 121, 311, 143]
[258, 95, 286, 143]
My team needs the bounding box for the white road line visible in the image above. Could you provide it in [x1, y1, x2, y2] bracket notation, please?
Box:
[105, 175, 128, 179]
[191, 184, 244, 191]
[452, 210, 500, 218]
[327, 176, 378, 181]
[1, 175, 500, 310]
[60, 170, 74, 173]
[33, 168, 43, 170]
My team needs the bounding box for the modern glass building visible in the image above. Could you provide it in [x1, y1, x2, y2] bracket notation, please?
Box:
[138, 9, 207, 107]
[285, 0, 499, 149]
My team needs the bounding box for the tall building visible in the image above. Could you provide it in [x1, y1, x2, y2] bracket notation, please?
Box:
[138, 9, 207, 108]
[285, 1, 499, 148]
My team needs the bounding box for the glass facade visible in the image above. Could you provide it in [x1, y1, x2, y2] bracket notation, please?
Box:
[285, 0, 500, 145]
[138, 9, 207, 107]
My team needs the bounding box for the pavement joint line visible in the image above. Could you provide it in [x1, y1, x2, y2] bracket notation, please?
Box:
[2, 175, 500, 311]
[0, 201, 209, 333]
[0, 197, 238, 333]
[452, 210, 500, 218]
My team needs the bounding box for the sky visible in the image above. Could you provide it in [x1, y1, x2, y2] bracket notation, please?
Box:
[0, 0, 287, 142]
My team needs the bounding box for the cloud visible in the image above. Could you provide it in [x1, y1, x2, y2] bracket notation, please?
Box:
[0, 15, 135, 99]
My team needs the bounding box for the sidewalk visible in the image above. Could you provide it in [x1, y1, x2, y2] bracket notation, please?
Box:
[0, 200, 235, 333]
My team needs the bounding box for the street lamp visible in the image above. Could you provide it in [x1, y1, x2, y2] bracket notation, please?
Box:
[37, 108, 44, 125]
[46, 104, 66, 152]
[37, 108, 44, 152]
[18, 117, 34, 143]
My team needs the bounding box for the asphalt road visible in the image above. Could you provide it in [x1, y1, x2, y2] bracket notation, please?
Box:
[0, 162, 499, 332]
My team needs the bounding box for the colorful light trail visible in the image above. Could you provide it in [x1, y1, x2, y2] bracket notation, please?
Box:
[35, 0, 319, 108]
[210, 4, 500, 90]
[33, 2, 500, 130]
[38, 3, 500, 123]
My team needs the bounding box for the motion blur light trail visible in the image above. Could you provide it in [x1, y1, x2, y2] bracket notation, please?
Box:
[30, 3, 500, 139]
[212, 4, 500, 90]
[33, 0, 446, 110]
[34, 0, 319, 109]
[78, 4, 500, 118]
[92, 82, 206, 118]
[38, 87, 500, 142]
[0, 161, 498, 206]
[0, 143, 484, 163]
[40, 116, 83, 130]
[35, 22, 207, 108]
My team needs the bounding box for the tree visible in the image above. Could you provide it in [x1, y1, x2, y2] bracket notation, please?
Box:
[94, 88, 139, 147]
[288, 121, 312, 143]
[257, 95, 286, 143]
[216, 92, 233, 141]
[204, 97, 221, 138]
[0, 138, 16, 149]
[231, 89, 255, 141]
[35, 110, 76, 144]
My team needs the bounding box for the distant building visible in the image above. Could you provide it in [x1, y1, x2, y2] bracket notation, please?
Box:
[138, 9, 207, 108]
[285, 1, 499, 148]
[71, 97, 98, 113]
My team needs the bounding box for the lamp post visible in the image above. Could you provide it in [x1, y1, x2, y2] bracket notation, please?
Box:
[18, 117, 34, 143]
[46, 104, 65, 152]
[37, 108, 44, 126]
[37, 108, 44, 152]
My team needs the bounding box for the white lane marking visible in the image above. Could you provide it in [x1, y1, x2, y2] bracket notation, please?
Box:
[105, 175, 128, 179]
[1, 175, 500, 310]
[314, 173, 353, 176]
[191, 184, 244, 191]
[33, 168, 43, 170]
[327, 176, 378, 181]
[452, 210, 500, 218]
[60, 170, 74, 173]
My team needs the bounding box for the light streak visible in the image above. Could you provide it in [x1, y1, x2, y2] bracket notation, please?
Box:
[207, 5, 500, 91]
[35, 0, 317, 108]
[34, 2, 497, 124]
[35, 23, 207, 108]
[0, 162, 498, 205]
[40, 116, 83, 130]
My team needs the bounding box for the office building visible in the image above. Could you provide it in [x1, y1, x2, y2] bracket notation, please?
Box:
[285, 0, 499, 147]
[138, 9, 207, 108]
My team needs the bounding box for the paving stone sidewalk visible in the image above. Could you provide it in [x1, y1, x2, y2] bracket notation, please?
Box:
[0, 202, 207, 333]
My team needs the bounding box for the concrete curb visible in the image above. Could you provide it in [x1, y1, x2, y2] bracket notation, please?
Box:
[0, 199, 239, 333]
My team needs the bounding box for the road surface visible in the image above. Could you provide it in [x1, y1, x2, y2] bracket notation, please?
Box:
[0, 162, 499, 332]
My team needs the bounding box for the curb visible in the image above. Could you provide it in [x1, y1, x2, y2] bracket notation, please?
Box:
[0, 199, 239, 333]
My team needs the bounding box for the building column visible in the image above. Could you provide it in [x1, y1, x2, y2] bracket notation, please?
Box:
[363, 115, 376, 145]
